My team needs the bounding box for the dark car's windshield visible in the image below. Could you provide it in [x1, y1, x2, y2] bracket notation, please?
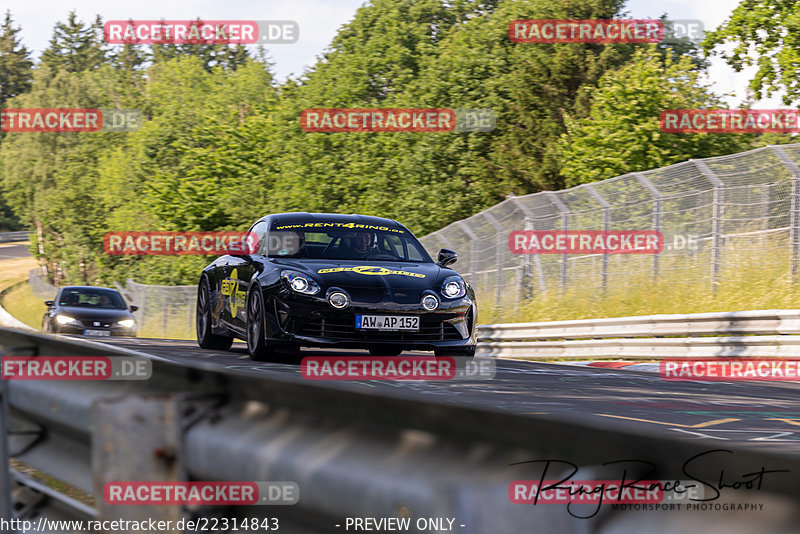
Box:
[58, 288, 128, 310]
[267, 221, 432, 262]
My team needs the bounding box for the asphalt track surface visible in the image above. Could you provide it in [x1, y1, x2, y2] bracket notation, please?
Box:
[0, 243, 31, 260]
[80, 336, 800, 454]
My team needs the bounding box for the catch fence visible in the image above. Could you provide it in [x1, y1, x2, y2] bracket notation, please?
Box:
[419, 144, 800, 312]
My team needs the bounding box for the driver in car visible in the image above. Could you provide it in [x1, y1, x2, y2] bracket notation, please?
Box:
[352, 231, 377, 257]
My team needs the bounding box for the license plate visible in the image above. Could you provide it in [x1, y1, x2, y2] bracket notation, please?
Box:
[83, 329, 110, 337]
[356, 315, 419, 331]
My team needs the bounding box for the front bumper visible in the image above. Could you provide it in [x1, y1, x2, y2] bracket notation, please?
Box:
[54, 322, 137, 337]
[266, 293, 476, 351]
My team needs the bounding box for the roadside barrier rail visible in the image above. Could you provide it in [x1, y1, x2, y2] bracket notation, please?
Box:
[2, 327, 800, 533]
[477, 309, 800, 358]
[0, 232, 29, 243]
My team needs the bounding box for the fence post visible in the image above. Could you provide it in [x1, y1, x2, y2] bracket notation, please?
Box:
[139, 282, 147, 334]
[634, 173, 663, 280]
[187, 290, 195, 338]
[769, 145, 800, 280]
[692, 159, 724, 290]
[509, 196, 547, 300]
[160, 287, 168, 338]
[457, 221, 480, 288]
[586, 185, 611, 292]
[481, 212, 505, 311]
[545, 192, 571, 292]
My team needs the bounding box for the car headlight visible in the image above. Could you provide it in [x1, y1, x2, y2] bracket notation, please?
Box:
[422, 294, 439, 311]
[281, 270, 321, 295]
[441, 275, 466, 299]
[55, 314, 77, 325]
[328, 291, 350, 309]
[117, 319, 135, 328]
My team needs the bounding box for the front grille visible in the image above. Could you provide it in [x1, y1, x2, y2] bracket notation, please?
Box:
[79, 320, 113, 328]
[297, 316, 463, 341]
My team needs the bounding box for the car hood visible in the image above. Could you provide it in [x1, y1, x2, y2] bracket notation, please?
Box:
[56, 306, 133, 321]
[275, 260, 446, 290]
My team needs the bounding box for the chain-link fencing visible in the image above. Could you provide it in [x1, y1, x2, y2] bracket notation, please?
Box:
[115, 280, 197, 339]
[418, 144, 800, 313]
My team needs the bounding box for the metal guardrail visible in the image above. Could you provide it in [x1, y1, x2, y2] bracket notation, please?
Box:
[477, 310, 800, 359]
[0, 231, 29, 243]
[3, 328, 800, 533]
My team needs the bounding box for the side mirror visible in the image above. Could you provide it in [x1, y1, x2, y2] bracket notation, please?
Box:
[130, 305, 139, 312]
[227, 240, 255, 257]
[437, 249, 458, 268]
[44, 300, 54, 307]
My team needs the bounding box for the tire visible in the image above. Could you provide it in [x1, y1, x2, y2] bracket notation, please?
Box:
[368, 345, 403, 357]
[196, 277, 234, 350]
[246, 286, 275, 362]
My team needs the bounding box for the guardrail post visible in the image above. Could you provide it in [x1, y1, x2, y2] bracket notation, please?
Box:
[92, 394, 185, 531]
[634, 173, 662, 279]
[481, 212, 505, 311]
[769, 145, 800, 280]
[585, 185, 611, 292]
[692, 159, 724, 290]
[0, 381, 12, 521]
[545, 192, 571, 292]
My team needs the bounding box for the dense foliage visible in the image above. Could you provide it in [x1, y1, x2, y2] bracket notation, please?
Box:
[0, 2, 784, 283]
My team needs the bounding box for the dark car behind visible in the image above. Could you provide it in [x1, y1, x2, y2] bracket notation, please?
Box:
[42, 286, 138, 337]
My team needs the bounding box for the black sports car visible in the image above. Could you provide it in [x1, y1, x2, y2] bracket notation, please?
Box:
[42, 286, 138, 337]
[196, 213, 477, 361]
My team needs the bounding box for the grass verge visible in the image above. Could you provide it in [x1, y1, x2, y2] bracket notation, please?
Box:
[482, 250, 800, 323]
[1, 282, 46, 329]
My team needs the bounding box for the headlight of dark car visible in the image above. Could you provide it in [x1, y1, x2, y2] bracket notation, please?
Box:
[55, 314, 78, 325]
[440, 275, 466, 299]
[281, 270, 321, 295]
[117, 319, 135, 328]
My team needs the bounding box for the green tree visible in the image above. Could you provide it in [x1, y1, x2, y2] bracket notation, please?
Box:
[0, 11, 33, 107]
[40, 11, 109, 73]
[556, 47, 751, 186]
[703, 0, 800, 104]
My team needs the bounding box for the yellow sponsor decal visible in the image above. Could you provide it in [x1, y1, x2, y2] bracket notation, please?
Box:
[220, 268, 246, 316]
[274, 222, 405, 233]
[317, 266, 425, 278]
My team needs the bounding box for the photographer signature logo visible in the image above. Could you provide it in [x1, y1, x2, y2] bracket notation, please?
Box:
[508, 449, 788, 518]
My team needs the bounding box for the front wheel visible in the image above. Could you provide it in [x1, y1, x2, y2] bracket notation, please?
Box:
[196, 277, 233, 350]
[246, 287, 275, 362]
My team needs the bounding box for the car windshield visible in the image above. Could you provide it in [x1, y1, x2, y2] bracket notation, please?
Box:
[58, 288, 128, 310]
[267, 222, 432, 262]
